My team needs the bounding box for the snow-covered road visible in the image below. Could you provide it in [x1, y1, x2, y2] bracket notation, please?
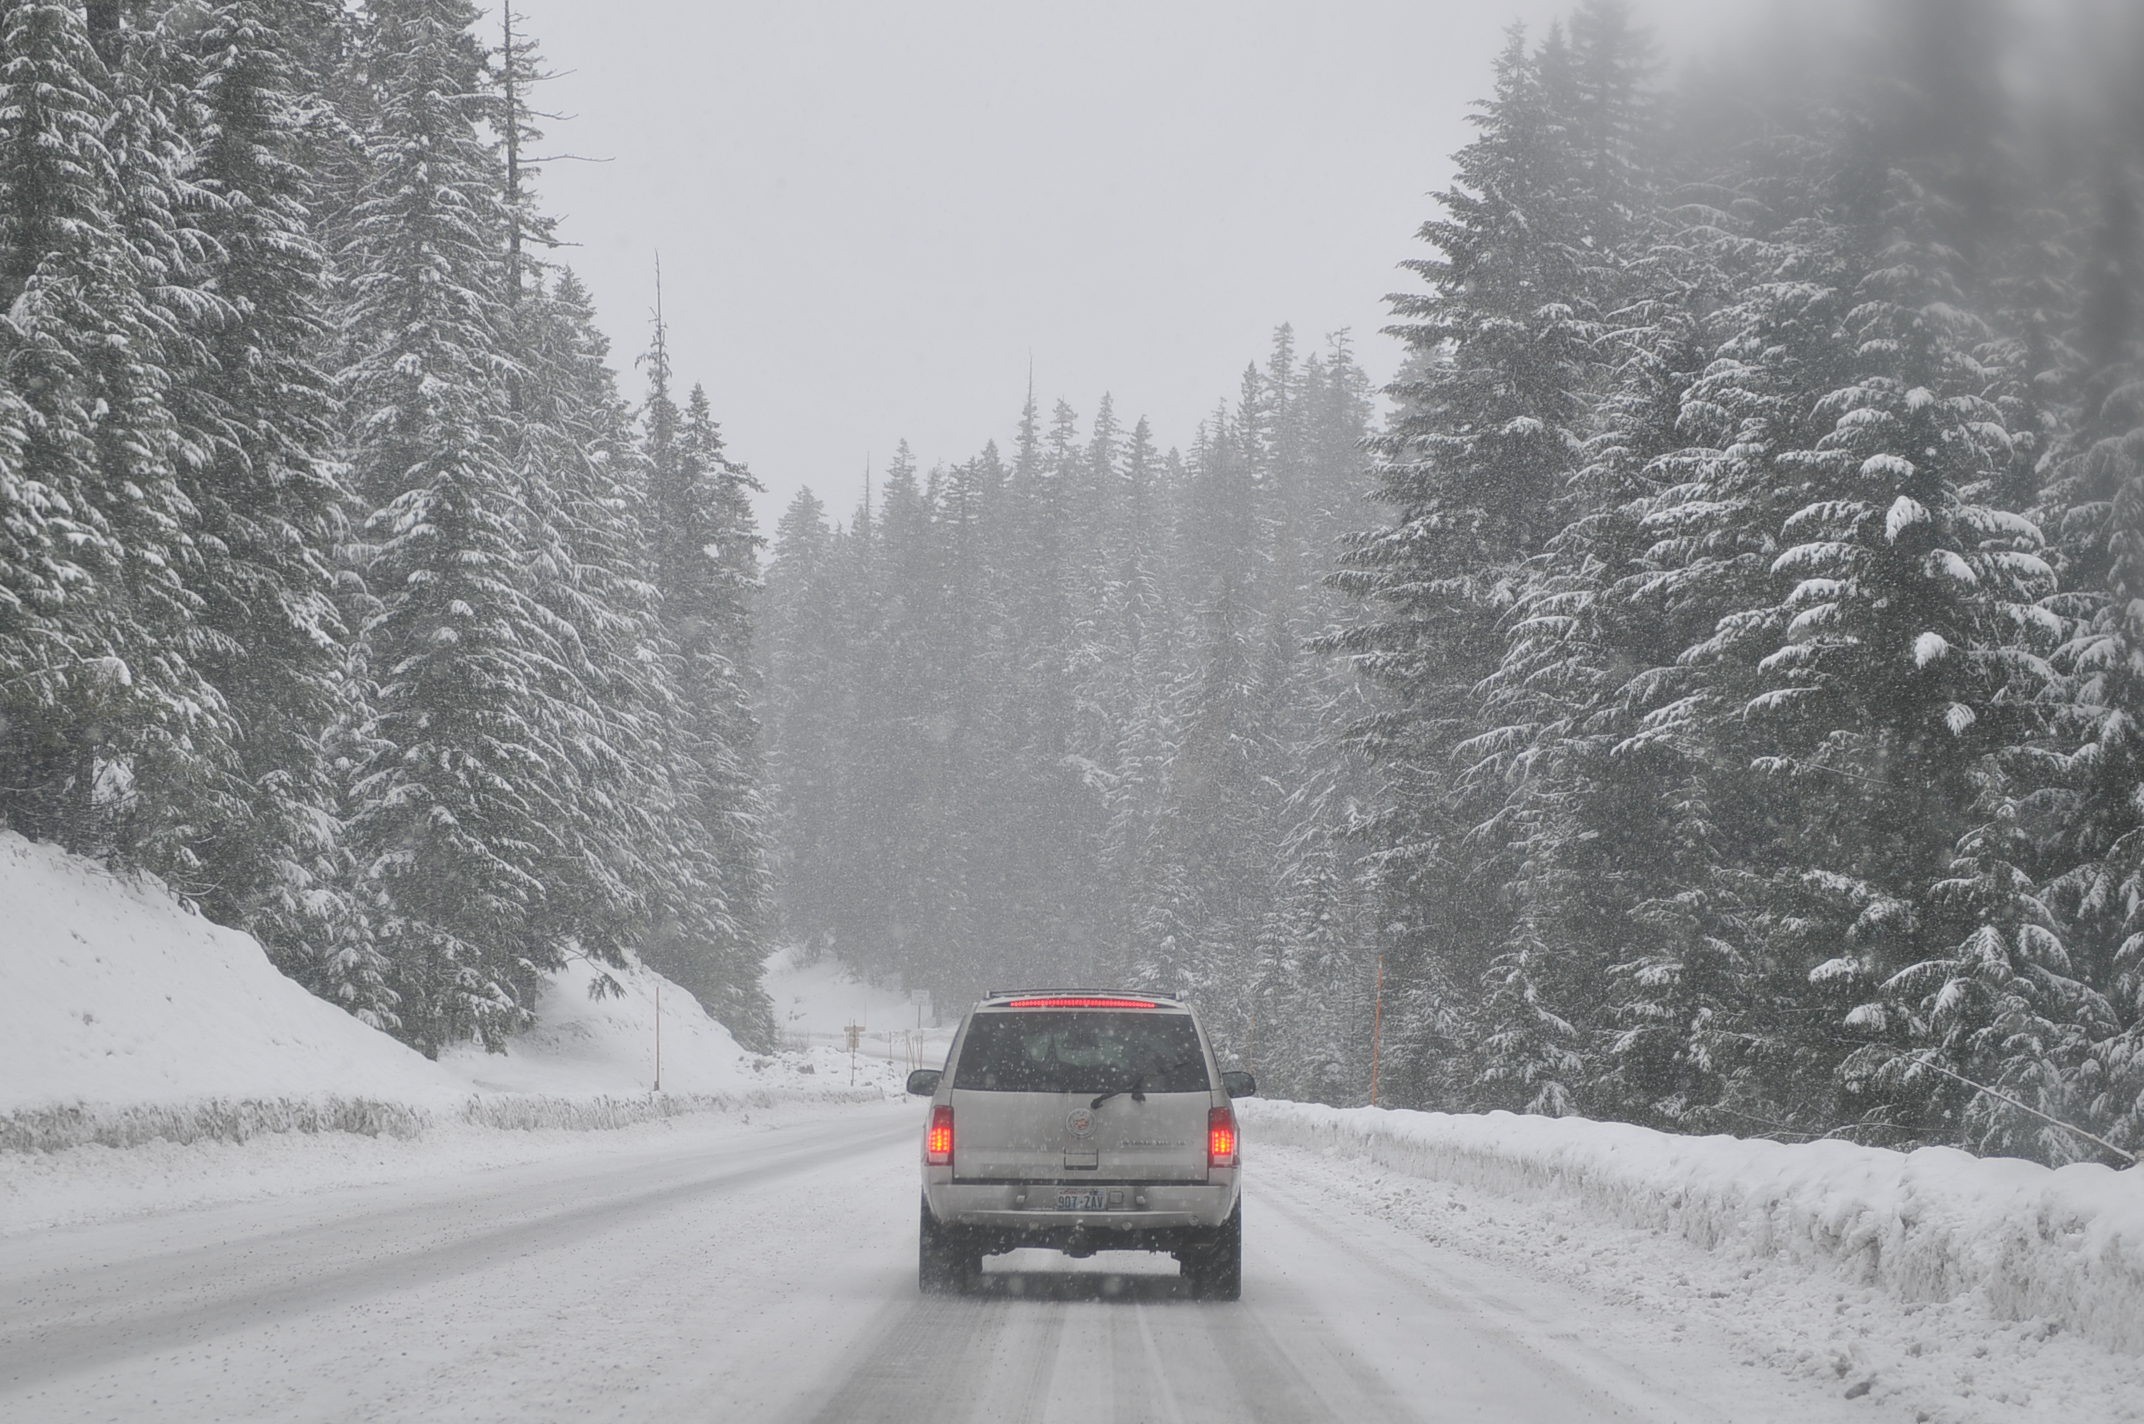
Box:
[2, 1101, 1896, 1423]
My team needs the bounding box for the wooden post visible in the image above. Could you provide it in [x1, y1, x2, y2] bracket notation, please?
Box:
[1368, 952, 1386, 1107]
[653, 979, 662, 1093]
[501, 2, 523, 302]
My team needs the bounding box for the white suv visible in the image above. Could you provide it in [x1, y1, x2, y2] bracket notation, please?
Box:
[905, 991, 1253, 1299]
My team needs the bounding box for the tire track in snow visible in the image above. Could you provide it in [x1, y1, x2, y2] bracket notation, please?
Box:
[791, 1287, 1016, 1422]
[0, 1114, 914, 1391]
[793, 1231, 1415, 1423]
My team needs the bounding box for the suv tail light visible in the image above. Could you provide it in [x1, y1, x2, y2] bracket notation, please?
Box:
[1208, 1106, 1237, 1168]
[926, 1105, 955, 1165]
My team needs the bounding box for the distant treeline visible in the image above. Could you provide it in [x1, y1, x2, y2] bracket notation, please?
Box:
[760, 332, 1383, 1104]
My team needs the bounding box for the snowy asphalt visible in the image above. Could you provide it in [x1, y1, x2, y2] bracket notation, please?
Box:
[0, 1101, 1882, 1423]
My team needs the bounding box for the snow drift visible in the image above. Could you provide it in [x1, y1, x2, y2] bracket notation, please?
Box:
[1243, 1099, 2144, 1356]
[0, 831, 864, 1151]
[0, 831, 460, 1120]
[438, 953, 757, 1099]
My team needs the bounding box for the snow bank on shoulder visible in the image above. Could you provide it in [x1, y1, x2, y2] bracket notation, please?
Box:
[0, 831, 871, 1154]
[1244, 1099, 2144, 1356]
[0, 831, 459, 1118]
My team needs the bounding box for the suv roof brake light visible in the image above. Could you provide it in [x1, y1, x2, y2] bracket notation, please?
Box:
[1002, 995, 1159, 1009]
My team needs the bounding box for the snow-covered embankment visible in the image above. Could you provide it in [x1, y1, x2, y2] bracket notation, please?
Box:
[1243, 1098, 2144, 1356]
[0, 830, 875, 1156]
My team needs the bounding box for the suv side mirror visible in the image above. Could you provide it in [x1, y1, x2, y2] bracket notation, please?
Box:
[905, 1068, 943, 1097]
[1221, 1070, 1256, 1099]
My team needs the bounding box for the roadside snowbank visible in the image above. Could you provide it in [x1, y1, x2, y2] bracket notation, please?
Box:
[0, 831, 873, 1153]
[0, 831, 456, 1117]
[1244, 1099, 2144, 1356]
[0, 1096, 911, 1238]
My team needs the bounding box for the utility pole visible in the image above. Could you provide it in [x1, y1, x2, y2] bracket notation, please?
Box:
[651, 252, 667, 373]
[653, 979, 663, 1094]
[1368, 952, 1385, 1108]
[501, 1, 524, 304]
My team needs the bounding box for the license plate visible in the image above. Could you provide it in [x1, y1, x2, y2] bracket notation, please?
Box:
[1056, 1190, 1109, 1211]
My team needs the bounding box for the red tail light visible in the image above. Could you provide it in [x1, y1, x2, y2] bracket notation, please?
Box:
[1005, 996, 1157, 1009]
[1208, 1106, 1237, 1168]
[926, 1105, 954, 1165]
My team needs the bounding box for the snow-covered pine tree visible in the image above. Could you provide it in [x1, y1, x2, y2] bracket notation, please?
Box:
[1467, 4, 1747, 1126]
[0, 0, 130, 851]
[2030, 150, 2144, 1158]
[1623, 113, 1866, 1130]
[1816, 2, 2097, 1157]
[508, 267, 678, 979]
[488, 12, 655, 987]
[89, 2, 279, 893]
[1330, 23, 1600, 1109]
[2045, 432, 2144, 1155]
[1069, 391, 1121, 642]
[1094, 415, 1178, 922]
[762, 486, 844, 955]
[1262, 806, 1378, 1104]
[696, 386, 777, 968]
[666, 383, 776, 1044]
[153, 0, 360, 993]
[1654, 111, 2057, 1145]
[1124, 586, 1275, 1056]
[337, 0, 575, 1055]
[848, 441, 936, 985]
[0, 0, 228, 872]
[934, 445, 1018, 988]
[630, 298, 775, 1041]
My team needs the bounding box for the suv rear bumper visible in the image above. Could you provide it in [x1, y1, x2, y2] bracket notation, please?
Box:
[926, 1178, 1236, 1237]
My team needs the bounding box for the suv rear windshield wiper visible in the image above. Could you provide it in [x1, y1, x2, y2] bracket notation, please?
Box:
[1091, 1072, 1146, 1109]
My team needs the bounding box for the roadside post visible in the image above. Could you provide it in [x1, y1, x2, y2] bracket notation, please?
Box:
[1368, 952, 1385, 1107]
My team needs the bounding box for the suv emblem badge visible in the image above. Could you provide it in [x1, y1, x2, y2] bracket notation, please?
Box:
[1066, 1108, 1094, 1137]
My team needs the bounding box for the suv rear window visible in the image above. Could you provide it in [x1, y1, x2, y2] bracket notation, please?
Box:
[953, 1011, 1210, 1094]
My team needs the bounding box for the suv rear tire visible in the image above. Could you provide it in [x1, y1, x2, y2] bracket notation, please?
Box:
[918, 1198, 979, 1294]
[1183, 1202, 1242, 1301]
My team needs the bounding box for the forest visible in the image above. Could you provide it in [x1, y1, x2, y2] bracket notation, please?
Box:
[7, 0, 2144, 1167]
[0, 0, 774, 1052]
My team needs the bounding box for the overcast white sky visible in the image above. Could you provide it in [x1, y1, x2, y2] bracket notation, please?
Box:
[507, 0, 1742, 524]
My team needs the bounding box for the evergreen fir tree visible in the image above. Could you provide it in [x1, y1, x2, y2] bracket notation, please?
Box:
[0, 0, 225, 874]
[1330, 24, 1601, 1107]
[338, 0, 571, 1054]
[167, 0, 358, 994]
